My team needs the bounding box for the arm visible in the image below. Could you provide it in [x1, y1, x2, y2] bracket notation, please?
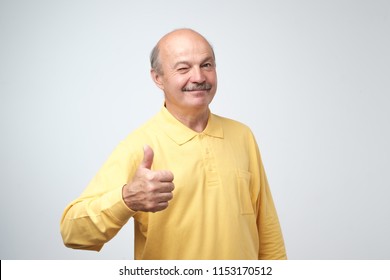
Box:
[60, 141, 138, 251]
[248, 133, 287, 259]
[60, 144, 174, 251]
[256, 162, 287, 259]
[60, 187, 135, 251]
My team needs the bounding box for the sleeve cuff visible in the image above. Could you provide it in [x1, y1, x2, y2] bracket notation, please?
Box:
[102, 186, 137, 224]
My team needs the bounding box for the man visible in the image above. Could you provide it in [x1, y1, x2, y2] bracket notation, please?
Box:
[60, 28, 287, 260]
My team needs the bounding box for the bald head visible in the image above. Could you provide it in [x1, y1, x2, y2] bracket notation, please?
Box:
[150, 29, 215, 75]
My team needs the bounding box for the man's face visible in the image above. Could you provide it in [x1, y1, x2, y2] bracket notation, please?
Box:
[152, 31, 217, 115]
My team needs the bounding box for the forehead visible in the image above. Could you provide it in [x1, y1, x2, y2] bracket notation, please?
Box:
[159, 31, 214, 64]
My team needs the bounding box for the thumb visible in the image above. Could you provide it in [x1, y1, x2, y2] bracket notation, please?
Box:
[140, 145, 154, 169]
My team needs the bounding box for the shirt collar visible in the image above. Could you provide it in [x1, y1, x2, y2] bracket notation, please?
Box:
[156, 106, 224, 145]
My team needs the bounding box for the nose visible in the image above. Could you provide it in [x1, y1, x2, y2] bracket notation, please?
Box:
[190, 66, 206, 83]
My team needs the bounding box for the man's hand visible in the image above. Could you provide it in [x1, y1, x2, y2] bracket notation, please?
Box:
[122, 145, 174, 212]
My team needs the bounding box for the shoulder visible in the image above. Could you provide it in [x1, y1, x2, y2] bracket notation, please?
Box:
[212, 113, 254, 135]
[109, 114, 160, 161]
[119, 123, 154, 154]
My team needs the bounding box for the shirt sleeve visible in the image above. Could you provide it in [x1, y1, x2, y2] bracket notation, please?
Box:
[249, 132, 287, 260]
[60, 140, 140, 251]
[257, 162, 287, 259]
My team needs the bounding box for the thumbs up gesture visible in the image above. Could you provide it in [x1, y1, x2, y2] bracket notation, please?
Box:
[122, 145, 175, 212]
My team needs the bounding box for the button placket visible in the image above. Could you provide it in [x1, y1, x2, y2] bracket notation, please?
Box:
[199, 134, 220, 187]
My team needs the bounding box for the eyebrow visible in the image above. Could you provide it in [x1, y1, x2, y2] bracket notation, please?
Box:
[173, 56, 215, 69]
[173, 61, 190, 69]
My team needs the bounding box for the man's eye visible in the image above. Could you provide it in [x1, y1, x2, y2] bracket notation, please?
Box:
[202, 63, 212, 68]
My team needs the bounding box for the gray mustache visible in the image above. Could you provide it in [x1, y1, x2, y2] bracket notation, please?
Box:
[182, 84, 212, 91]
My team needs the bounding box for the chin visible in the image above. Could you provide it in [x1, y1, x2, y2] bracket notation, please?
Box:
[188, 98, 214, 110]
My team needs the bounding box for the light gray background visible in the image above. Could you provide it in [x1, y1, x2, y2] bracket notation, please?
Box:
[1, 0, 389, 260]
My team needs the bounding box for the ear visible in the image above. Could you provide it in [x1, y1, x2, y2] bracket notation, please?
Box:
[150, 69, 164, 91]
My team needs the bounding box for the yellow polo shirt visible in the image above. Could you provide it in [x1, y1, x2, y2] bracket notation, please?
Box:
[60, 107, 286, 259]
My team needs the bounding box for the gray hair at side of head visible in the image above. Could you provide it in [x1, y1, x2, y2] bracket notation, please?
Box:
[150, 44, 163, 75]
[149, 29, 216, 76]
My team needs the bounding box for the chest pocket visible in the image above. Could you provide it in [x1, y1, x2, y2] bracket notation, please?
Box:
[237, 169, 254, 215]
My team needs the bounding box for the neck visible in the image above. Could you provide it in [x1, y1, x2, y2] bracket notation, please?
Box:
[165, 105, 210, 132]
